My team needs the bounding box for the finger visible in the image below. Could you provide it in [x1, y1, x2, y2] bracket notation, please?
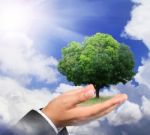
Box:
[64, 84, 95, 96]
[67, 84, 95, 107]
[64, 87, 83, 95]
[91, 103, 118, 119]
[77, 104, 118, 125]
[73, 94, 127, 118]
[85, 94, 127, 114]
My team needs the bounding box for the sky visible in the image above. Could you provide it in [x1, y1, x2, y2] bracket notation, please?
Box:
[0, 0, 150, 135]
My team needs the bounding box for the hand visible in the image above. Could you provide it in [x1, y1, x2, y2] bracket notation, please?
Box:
[42, 84, 128, 127]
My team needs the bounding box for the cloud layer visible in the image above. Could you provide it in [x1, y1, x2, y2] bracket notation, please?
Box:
[69, 83, 150, 135]
[0, 34, 58, 85]
[0, 0, 103, 126]
[0, 77, 77, 124]
[124, 0, 150, 49]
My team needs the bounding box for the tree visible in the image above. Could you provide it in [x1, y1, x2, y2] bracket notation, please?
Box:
[58, 33, 135, 98]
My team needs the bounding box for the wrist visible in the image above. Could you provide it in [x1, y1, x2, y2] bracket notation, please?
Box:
[41, 107, 61, 128]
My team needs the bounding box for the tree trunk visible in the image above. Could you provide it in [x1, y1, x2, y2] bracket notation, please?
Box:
[94, 85, 104, 98]
[94, 85, 100, 98]
[96, 88, 100, 98]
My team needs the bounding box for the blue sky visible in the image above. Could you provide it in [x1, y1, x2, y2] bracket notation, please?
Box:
[36, 0, 148, 67]
[1, 0, 150, 135]
[30, 0, 149, 89]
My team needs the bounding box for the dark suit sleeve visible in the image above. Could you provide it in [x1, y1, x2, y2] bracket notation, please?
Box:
[14, 110, 69, 135]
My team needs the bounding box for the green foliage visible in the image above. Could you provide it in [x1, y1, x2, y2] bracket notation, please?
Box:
[58, 33, 135, 95]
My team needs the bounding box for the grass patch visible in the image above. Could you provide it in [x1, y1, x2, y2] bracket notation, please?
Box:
[79, 96, 113, 106]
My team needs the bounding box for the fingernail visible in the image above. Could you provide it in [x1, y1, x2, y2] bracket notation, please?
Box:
[117, 94, 128, 104]
[85, 90, 95, 98]
[123, 94, 128, 100]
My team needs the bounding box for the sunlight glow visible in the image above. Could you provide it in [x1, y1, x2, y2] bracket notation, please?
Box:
[0, 4, 34, 32]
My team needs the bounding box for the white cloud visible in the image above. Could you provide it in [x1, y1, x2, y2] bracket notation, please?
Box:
[0, 97, 10, 122]
[0, 77, 79, 124]
[135, 56, 150, 88]
[124, 0, 150, 89]
[0, 77, 150, 134]
[67, 80, 150, 134]
[0, 33, 58, 84]
[124, 0, 150, 49]
[55, 83, 82, 94]
[0, 0, 88, 126]
[100, 87, 120, 96]
[106, 101, 142, 126]
[0, 77, 53, 124]
[68, 121, 102, 135]
[141, 96, 150, 117]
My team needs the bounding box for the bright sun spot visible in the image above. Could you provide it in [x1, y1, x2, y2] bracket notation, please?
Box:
[0, 4, 34, 32]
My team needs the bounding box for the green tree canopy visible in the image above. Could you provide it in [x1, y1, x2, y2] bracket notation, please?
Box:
[58, 33, 135, 98]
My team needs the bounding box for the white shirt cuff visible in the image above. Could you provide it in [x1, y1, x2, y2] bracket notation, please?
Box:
[34, 109, 61, 134]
